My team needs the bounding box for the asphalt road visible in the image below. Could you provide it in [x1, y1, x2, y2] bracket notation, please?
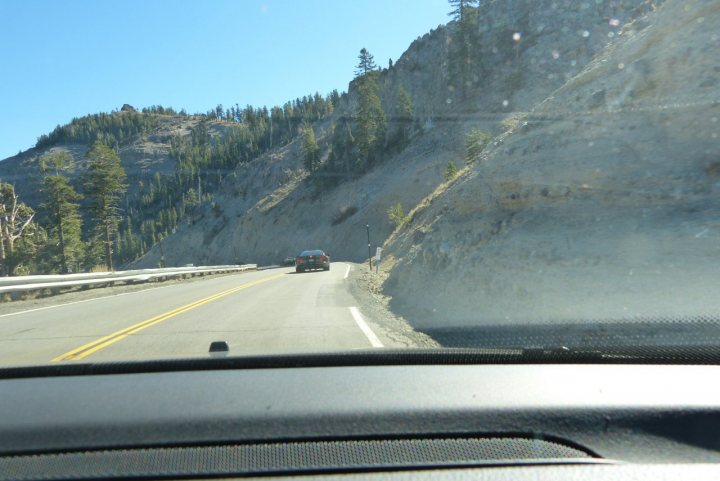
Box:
[0, 264, 398, 367]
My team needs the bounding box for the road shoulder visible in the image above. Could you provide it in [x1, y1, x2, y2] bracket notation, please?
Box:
[344, 263, 439, 349]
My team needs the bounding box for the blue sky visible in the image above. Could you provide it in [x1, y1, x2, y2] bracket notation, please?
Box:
[0, 0, 448, 160]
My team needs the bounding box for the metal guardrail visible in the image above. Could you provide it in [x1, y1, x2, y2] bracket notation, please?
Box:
[0, 265, 258, 296]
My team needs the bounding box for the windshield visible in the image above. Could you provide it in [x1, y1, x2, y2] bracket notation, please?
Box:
[0, 0, 718, 368]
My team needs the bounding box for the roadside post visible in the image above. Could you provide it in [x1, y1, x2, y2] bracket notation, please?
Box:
[375, 247, 382, 273]
[158, 237, 166, 268]
[366, 224, 372, 270]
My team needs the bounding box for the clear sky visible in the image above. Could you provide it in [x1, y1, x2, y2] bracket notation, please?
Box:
[0, 0, 448, 160]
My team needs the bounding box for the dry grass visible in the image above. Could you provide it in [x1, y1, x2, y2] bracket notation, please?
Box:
[500, 113, 524, 132]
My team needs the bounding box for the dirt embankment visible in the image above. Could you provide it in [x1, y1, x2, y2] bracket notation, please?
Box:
[382, 0, 720, 333]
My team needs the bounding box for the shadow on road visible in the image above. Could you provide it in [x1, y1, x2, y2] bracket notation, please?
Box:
[286, 270, 329, 275]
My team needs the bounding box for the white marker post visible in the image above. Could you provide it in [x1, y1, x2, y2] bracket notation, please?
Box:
[375, 247, 382, 273]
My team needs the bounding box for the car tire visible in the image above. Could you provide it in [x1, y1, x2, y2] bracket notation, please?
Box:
[324, 266, 330, 271]
[296, 267, 303, 273]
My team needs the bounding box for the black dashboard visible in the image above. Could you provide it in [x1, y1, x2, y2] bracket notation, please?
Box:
[2, 353, 720, 479]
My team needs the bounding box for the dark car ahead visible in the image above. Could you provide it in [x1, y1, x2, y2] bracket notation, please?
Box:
[296, 250, 330, 273]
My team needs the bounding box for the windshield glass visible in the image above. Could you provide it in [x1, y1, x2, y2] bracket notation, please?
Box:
[0, 0, 718, 368]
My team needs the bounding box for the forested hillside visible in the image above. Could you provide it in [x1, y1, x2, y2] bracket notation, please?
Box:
[0, 22, 430, 276]
[0, 93, 339, 275]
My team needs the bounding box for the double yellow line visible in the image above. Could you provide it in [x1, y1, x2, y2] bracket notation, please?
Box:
[52, 273, 285, 362]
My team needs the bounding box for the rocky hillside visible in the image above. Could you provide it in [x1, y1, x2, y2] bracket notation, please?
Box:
[129, 0, 656, 268]
[0, 0, 659, 275]
[382, 0, 720, 330]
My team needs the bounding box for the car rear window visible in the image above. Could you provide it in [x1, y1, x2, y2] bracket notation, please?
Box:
[300, 250, 323, 256]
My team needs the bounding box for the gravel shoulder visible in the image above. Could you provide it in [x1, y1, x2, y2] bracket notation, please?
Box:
[345, 262, 439, 349]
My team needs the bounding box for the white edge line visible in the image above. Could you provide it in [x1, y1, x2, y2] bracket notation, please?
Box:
[0, 283, 179, 319]
[344, 265, 351, 280]
[349, 306, 384, 348]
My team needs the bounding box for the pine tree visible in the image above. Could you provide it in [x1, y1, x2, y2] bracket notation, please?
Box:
[355, 73, 386, 170]
[355, 48, 377, 77]
[39, 151, 84, 273]
[448, 0, 480, 99]
[83, 140, 128, 271]
[465, 129, 492, 164]
[444, 161, 459, 181]
[394, 85, 414, 146]
[448, 0, 479, 19]
[396, 86, 413, 121]
[329, 90, 341, 108]
[387, 202, 409, 227]
[302, 125, 320, 172]
[185, 188, 198, 206]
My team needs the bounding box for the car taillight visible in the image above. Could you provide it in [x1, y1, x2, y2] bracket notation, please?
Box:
[320, 256, 328, 262]
[296, 258, 304, 264]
